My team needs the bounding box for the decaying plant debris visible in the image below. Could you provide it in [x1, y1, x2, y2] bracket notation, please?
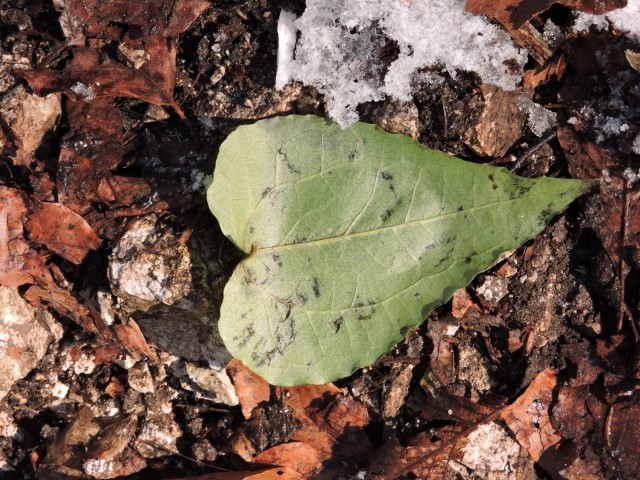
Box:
[1, 0, 639, 478]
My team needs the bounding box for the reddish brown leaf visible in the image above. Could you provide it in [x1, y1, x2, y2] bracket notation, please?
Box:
[23, 284, 100, 335]
[253, 442, 324, 477]
[427, 318, 458, 386]
[558, 126, 637, 269]
[502, 368, 562, 461]
[54, 0, 209, 43]
[26, 201, 101, 264]
[227, 359, 272, 419]
[0, 187, 38, 287]
[560, 341, 605, 386]
[97, 175, 152, 206]
[286, 383, 342, 412]
[170, 468, 303, 480]
[21, 51, 179, 111]
[114, 318, 158, 362]
[551, 386, 600, 439]
[85, 414, 138, 460]
[0, 187, 57, 287]
[452, 288, 478, 319]
[523, 53, 567, 89]
[466, 0, 627, 29]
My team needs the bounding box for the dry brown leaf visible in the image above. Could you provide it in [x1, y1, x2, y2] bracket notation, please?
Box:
[114, 318, 158, 362]
[605, 397, 640, 478]
[466, 0, 627, 29]
[0, 187, 40, 287]
[26, 201, 101, 264]
[558, 126, 638, 270]
[227, 359, 272, 419]
[523, 53, 567, 89]
[501, 368, 562, 461]
[24, 285, 101, 335]
[170, 468, 303, 480]
[53, 0, 209, 43]
[253, 442, 324, 477]
[21, 48, 181, 113]
[97, 175, 152, 206]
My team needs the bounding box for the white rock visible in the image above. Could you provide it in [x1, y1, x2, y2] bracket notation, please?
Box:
[476, 276, 510, 305]
[460, 422, 534, 479]
[0, 287, 54, 400]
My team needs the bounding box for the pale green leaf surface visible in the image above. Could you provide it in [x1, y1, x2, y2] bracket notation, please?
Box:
[208, 115, 591, 386]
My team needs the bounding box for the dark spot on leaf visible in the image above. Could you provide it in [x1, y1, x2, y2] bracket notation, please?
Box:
[249, 227, 255, 234]
[312, 277, 321, 298]
[353, 300, 364, 308]
[262, 187, 272, 197]
[297, 293, 308, 305]
[348, 151, 356, 160]
[435, 246, 455, 267]
[357, 314, 371, 320]
[400, 326, 409, 335]
[510, 177, 533, 198]
[272, 254, 283, 267]
[380, 171, 393, 180]
[278, 148, 300, 174]
[465, 256, 472, 263]
[488, 173, 498, 190]
[389, 184, 395, 192]
[331, 316, 343, 333]
[457, 206, 464, 212]
[380, 209, 393, 221]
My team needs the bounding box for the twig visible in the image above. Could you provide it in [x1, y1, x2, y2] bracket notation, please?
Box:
[510, 130, 556, 173]
[616, 175, 634, 338]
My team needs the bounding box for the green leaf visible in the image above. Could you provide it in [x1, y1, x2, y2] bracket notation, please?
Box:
[208, 115, 591, 386]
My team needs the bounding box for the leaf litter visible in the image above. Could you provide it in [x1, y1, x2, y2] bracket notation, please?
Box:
[1, 0, 640, 478]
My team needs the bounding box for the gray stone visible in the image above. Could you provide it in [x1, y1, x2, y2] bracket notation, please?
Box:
[108, 215, 230, 365]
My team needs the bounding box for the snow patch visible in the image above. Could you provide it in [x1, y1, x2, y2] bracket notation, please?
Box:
[573, 0, 640, 41]
[278, 0, 526, 127]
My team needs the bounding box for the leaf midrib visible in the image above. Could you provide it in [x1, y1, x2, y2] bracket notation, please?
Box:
[251, 192, 536, 256]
